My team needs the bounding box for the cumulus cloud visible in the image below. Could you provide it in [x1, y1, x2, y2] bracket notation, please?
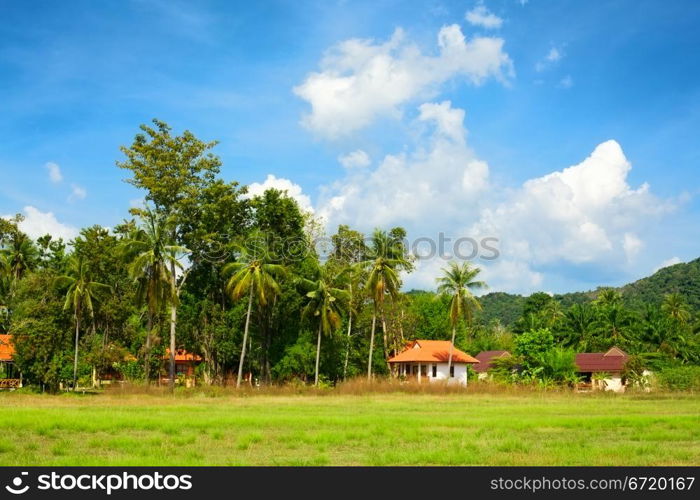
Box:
[246, 174, 314, 213]
[2, 206, 79, 241]
[338, 150, 371, 169]
[469, 140, 672, 287]
[319, 129, 673, 292]
[465, 4, 503, 29]
[317, 101, 489, 232]
[294, 25, 513, 138]
[45, 162, 63, 183]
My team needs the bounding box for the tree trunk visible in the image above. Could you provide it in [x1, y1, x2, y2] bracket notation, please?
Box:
[314, 321, 322, 386]
[72, 311, 80, 391]
[236, 286, 254, 388]
[367, 312, 376, 381]
[382, 314, 392, 375]
[168, 302, 177, 392]
[145, 312, 152, 384]
[447, 325, 456, 379]
[169, 259, 178, 392]
[343, 315, 352, 380]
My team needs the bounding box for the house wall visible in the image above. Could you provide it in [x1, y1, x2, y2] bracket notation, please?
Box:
[603, 375, 625, 393]
[400, 362, 468, 386]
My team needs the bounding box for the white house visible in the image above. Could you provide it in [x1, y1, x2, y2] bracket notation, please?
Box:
[388, 340, 479, 386]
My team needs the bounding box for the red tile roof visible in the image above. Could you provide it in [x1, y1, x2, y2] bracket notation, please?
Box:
[575, 347, 628, 373]
[0, 334, 15, 362]
[473, 350, 511, 373]
[164, 349, 202, 362]
[388, 340, 479, 364]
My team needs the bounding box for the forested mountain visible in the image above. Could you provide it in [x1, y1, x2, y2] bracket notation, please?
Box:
[477, 258, 700, 327]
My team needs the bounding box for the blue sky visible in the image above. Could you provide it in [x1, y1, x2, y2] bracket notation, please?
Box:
[1, 0, 698, 294]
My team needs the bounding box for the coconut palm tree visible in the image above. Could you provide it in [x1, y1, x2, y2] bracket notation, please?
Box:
[55, 256, 110, 390]
[300, 267, 349, 386]
[563, 303, 596, 348]
[662, 293, 691, 325]
[359, 229, 411, 380]
[223, 238, 286, 388]
[436, 261, 486, 374]
[594, 288, 622, 307]
[0, 230, 38, 286]
[122, 208, 187, 384]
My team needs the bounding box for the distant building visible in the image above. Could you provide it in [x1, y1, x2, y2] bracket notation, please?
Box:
[575, 347, 629, 392]
[473, 350, 511, 380]
[161, 349, 203, 387]
[388, 340, 479, 386]
[0, 334, 21, 389]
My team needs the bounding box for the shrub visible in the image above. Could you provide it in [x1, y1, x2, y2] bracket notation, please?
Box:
[656, 366, 700, 391]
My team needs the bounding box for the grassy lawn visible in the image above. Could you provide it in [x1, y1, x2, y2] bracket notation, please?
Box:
[0, 391, 698, 466]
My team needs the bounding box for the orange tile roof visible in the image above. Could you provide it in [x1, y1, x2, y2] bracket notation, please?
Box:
[388, 340, 479, 364]
[0, 334, 15, 362]
[164, 349, 202, 362]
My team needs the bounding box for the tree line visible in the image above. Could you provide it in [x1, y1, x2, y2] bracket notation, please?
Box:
[0, 120, 697, 392]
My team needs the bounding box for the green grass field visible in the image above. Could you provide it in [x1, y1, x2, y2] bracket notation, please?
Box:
[1, 391, 698, 466]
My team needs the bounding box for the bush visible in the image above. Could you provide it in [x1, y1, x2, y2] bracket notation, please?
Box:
[656, 366, 700, 391]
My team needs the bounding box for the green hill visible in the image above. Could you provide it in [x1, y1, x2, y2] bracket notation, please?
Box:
[477, 257, 700, 326]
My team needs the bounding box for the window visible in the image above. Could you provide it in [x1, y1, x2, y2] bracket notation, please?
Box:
[432, 365, 437, 378]
[450, 365, 455, 378]
[420, 364, 427, 376]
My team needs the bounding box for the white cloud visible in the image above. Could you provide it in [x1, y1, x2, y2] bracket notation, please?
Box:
[465, 4, 503, 29]
[319, 130, 673, 292]
[653, 256, 682, 273]
[2, 206, 79, 241]
[338, 150, 371, 169]
[470, 140, 672, 286]
[246, 174, 314, 213]
[294, 25, 513, 138]
[535, 46, 564, 72]
[623, 232, 643, 261]
[45, 162, 63, 183]
[69, 184, 87, 201]
[317, 100, 488, 232]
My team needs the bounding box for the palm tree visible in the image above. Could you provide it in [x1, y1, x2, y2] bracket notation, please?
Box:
[122, 208, 187, 384]
[223, 240, 286, 388]
[359, 229, 410, 381]
[300, 267, 349, 386]
[55, 256, 110, 390]
[0, 231, 37, 286]
[594, 303, 632, 348]
[562, 303, 596, 348]
[595, 288, 622, 307]
[436, 261, 486, 375]
[662, 293, 691, 325]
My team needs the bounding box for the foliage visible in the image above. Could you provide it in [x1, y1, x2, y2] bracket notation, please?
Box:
[655, 366, 700, 391]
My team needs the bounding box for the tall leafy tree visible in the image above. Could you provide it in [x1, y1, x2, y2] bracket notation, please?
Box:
[55, 256, 110, 389]
[300, 266, 349, 385]
[223, 237, 286, 388]
[436, 261, 486, 373]
[118, 119, 219, 387]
